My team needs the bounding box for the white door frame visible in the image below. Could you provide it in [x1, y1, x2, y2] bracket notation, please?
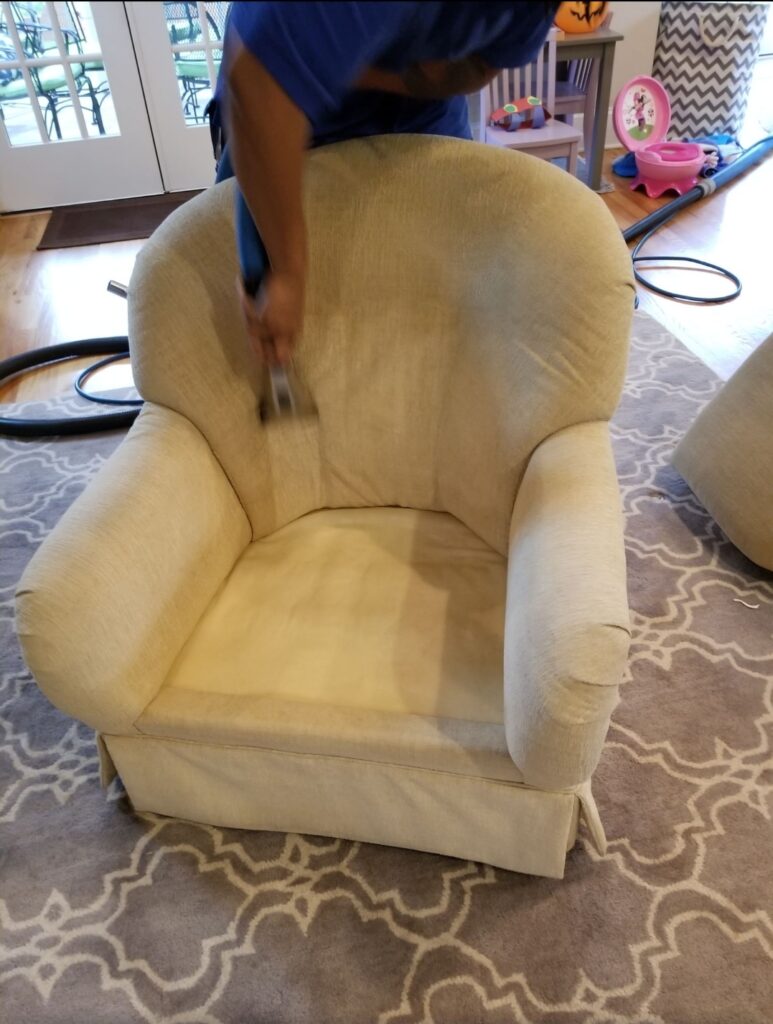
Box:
[0, 1, 163, 211]
[125, 0, 222, 192]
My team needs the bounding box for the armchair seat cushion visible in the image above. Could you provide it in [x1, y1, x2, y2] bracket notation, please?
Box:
[136, 507, 523, 784]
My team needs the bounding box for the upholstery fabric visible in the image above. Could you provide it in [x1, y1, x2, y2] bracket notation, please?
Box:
[135, 689, 522, 784]
[506, 421, 631, 791]
[139, 505, 519, 783]
[102, 734, 581, 878]
[129, 135, 633, 555]
[162, 507, 506, 723]
[16, 136, 634, 877]
[672, 332, 773, 570]
[15, 405, 251, 735]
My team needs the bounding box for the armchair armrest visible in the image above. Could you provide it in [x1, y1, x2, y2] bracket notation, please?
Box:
[15, 405, 251, 735]
[505, 421, 630, 791]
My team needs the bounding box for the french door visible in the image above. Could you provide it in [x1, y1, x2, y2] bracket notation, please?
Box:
[0, 1, 163, 210]
[0, 1, 226, 211]
[126, 0, 227, 192]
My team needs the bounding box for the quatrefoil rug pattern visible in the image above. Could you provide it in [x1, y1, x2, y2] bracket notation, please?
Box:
[2, 313, 771, 1024]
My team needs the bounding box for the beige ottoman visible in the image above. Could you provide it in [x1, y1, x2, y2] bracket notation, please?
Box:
[673, 333, 773, 570]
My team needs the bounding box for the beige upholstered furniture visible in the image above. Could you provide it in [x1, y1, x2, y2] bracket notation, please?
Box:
[16, 136, 634, 878]
[673, 332, 773, 571]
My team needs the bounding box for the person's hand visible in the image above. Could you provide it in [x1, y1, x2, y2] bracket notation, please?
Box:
[238, 270, 305, 366]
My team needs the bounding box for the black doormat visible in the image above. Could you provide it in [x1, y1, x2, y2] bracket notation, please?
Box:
[37, 190, 202, 249]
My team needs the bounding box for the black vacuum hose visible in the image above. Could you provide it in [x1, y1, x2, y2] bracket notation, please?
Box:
[623, 135, 773, 303]
[622, 136, 773, 244]
[0, 337, 140, 438]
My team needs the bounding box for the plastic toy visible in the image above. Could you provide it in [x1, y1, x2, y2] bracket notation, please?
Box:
[613, 75, 706, 198]
[489, 96, 547, 132]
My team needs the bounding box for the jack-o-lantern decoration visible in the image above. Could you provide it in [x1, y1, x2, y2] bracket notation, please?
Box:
[554, 2, 609, 34]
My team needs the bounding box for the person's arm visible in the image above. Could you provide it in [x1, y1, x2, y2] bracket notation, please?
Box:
[223, 2, 414, 365]
[227, 44, 309, 365]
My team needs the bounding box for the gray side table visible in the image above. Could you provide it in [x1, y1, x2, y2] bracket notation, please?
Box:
[557, 28, 624, 191]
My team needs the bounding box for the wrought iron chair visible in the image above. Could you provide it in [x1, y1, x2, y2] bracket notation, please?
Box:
[0, 1, 104, 139]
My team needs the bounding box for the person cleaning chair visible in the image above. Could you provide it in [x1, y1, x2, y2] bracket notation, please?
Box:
[209, 1, 561, 368]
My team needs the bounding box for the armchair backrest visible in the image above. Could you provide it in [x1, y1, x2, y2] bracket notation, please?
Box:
[129, 135, 633, 553]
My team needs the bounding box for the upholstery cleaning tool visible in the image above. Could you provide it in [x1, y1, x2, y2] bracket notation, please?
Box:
[0, 275, 320, 435]
[241, 276, 318, 424]
[107, 280, 129, 299]
[259, 361, 317, 423]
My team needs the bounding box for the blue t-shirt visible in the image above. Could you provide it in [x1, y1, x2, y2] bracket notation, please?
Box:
[220, 1, 558, 146]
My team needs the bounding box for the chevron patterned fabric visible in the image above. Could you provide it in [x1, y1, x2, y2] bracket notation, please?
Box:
[653, 1, 769, 138]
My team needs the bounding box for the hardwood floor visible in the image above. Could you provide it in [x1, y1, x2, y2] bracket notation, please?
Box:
[1, 146, 771, 406]
[0, 213, 141, 403]
[600, 148, 773, 380]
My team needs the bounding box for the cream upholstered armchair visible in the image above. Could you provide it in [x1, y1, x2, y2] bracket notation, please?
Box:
[673, 331, 773, 571]
[16, 137, 634, 879]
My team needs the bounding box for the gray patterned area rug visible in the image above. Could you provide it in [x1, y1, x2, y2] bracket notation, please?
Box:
[1, 313, 772, 1024]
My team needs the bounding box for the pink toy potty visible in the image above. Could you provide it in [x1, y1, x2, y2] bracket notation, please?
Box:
[613, 75, 706, 198]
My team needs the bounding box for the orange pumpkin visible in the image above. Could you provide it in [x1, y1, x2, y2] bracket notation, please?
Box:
[554, 1, 609, 34]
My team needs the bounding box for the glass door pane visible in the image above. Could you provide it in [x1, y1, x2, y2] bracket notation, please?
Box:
[0, 1, 122, 145]
[0, 1, 163, 210]
[127, 1, 229, 191]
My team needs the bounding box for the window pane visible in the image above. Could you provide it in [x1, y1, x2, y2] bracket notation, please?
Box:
[54, 1, 101, 54]
[78, 62, 119, 138]
[2, 1, 48, 59]
[0, 77, 45, 145]
[203, 1, 229, 43]
[0, 60, 119, 145]
[0, 63, 89, 142]
[174, 47, 222, 124]
[164, 2, 230, 45]
[2, 1, 97, 60]
[164, 1, 203, 46]
[1, 31, 21, 67]
[0, 1, 121, 144]
[33, 62, 81, 139]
